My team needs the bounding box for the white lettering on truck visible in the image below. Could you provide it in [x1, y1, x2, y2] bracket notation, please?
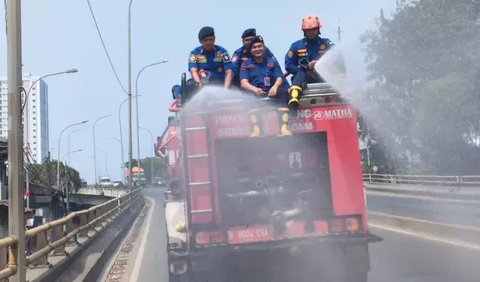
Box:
[215, 115, 248, 125]
[217, 127, 250, 137]
[295, 109, 312, 119]
[289, 122, 314, 131]
[313, 108, 353, 120]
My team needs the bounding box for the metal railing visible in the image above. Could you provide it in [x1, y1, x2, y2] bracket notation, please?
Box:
[363, 174, 480, 186]
[0, 188, 143, 280]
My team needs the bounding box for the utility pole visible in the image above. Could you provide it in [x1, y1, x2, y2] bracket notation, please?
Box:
[7, 0, 26, 280]
[337, 18, 342, 42]
[127, 0, 133, 201]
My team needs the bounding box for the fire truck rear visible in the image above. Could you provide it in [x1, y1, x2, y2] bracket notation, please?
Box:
[157, 73, 382, 282]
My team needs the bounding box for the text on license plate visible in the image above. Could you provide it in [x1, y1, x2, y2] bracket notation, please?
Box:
[227, 226, 272, 244]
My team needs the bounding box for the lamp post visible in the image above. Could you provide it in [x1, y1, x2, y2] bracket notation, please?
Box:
[139, 127, 154, 184]
[134, 61, 168, 172]
[23, 69, 78, 150]
[62, 148, 83, 163]
[67, 129, 80, 166]
[62, 148, 83, 215]
[93, 115, 110, 185]
[49, 138, 64, 153]
[57, 121, 88, 191]
[119, 95, 139, 186]
[110, 137, 125, 183]
[97, 147, 108, 175]
[127, 0, 134, 201]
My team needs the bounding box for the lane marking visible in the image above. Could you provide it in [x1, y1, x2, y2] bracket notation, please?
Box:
[130, 196, 155, 282]
[369, 223, 480, 251]
[366, 190, 480, 204]
[368, 211, 480, 231]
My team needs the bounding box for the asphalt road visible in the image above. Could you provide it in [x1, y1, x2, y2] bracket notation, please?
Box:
[132, 188, 169, 282]
[131, 188, 480, 282]
[366, 191, 480, 227]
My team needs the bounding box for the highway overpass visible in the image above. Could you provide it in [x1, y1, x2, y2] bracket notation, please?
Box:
[1, 175, 480, 282]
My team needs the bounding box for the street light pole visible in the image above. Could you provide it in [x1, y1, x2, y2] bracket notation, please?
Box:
[139, 127, 154, 184]
[118, 95, 140, 183]
[110, 137, 125, 183]
[67, 129, 80, 166]
[56, 121, 87, 213]
[6, 0, 25, 277]
[61, 149, 83, 215]
[134, 61, 168, 173]
[93, 115, 110, 185]
[49, 138, 64, 152]
[22, 69, 78, 152]
[127, 0, 134, 200]
[97, 148, 108, 175]
[62, 149, 84, 163]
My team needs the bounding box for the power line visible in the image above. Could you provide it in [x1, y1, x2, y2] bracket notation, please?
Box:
[85, 0, 128, 94]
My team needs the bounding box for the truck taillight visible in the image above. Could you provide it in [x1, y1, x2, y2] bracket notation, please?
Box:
[330, 216, 362, 234]
[195, 232, 210, 244]
[345, 218, 360, 232]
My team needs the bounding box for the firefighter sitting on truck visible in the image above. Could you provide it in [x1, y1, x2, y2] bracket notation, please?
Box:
[284, 14, 346, 112]
[239, 35, 292, 137]
[232, 28, 290, 89]
[185, 26, 233, 98]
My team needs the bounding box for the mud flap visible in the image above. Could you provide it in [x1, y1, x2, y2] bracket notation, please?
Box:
[343, 243, 371, 272]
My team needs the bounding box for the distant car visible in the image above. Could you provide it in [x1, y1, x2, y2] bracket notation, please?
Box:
[112, 181, 124, 187]
[153, 177, 167, 187]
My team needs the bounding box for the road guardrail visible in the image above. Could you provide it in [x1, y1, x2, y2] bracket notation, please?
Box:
[363, 174, 480, 186]
[0, 188, 143, 280]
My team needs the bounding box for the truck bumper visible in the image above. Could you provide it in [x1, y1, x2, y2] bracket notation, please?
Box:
[168, 233, 382, 276]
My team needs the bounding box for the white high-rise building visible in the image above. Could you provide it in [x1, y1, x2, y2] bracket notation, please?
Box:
[0, 74, 49, 163]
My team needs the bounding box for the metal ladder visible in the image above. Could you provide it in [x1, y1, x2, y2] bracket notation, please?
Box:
[184, 116, 216, 222]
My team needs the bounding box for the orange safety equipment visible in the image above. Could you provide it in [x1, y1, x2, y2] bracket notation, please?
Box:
[301, 14, 322, 30]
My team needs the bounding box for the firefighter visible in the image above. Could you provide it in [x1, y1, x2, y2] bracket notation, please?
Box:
[284, 14, 346, 112]
[239, 35, 292, 137]
[232, 28, 290, 89]
[186, 26, 233, 97]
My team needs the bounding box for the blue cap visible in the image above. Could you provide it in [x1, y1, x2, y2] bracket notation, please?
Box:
[241, 28, 256, 39]
[198, 26, 215, 40]
[247, 36, 265, 54]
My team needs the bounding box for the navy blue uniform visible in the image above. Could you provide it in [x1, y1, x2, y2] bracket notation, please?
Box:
[239, 57, 288, 105]
[284, 37, 334, 85]
[188, 45, 233, 83]
[232, 46, 290, 89]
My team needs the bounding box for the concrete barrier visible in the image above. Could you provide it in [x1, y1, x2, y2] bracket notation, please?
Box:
[367, 211, 480, 246]
[30, 196, 145, 282]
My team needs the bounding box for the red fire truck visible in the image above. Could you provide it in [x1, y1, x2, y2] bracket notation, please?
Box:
[156, 73, 382, 282]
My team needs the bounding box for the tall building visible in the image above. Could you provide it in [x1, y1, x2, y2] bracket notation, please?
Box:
[0, 74, 49, 163]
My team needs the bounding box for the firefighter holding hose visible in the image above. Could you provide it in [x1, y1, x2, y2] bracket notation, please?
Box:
[284, 15, 346, 112]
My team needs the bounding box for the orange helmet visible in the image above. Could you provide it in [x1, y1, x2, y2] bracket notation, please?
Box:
[301, 14, 322, 30]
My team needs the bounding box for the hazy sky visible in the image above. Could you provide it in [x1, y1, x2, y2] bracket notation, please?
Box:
[0, 0, 396, 183]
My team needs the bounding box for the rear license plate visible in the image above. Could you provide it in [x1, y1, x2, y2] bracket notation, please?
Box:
[227, 225, 272, 244]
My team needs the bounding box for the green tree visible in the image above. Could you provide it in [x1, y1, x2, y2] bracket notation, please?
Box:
[124, 157, 167, 183]
[359, 0, 480, 174]
[27, 160, 83, 192]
